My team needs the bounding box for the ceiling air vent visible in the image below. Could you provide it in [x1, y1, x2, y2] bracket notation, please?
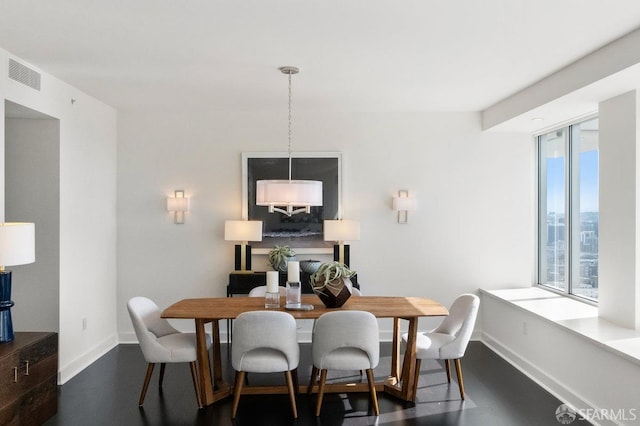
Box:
[8, 58, 41, 91]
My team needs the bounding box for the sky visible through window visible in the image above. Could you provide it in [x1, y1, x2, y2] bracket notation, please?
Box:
[541, 124, 598, 300]
[546, 150, 598, 214]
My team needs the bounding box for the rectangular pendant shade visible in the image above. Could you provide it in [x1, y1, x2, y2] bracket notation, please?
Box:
[256, 180, 323, 206]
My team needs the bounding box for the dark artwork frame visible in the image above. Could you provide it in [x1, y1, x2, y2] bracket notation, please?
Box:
[242, 152, 342, 252]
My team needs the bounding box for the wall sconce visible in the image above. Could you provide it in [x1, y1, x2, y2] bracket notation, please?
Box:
[392, 190, 417, 224]
[166, 190, 190, 224]
[224, 220, 263, 272]
[324, 219, 360, 266]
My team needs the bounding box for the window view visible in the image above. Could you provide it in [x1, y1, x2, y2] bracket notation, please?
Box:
[538, 117, 598, 301]
[539, 130, 566, 291]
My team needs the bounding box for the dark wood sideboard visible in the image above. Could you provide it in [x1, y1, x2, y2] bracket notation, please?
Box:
[0, 332, 58, 425]
[227, 271, 359, 296]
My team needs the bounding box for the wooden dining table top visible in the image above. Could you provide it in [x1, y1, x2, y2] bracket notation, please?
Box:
[162, 295, 448, 320]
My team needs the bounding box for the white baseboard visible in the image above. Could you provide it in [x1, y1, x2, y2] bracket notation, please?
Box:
[118, 331, 137, 344]
[58, 333, 118, 385]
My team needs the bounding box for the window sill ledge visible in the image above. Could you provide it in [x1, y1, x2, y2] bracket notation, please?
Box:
[480, 287, 640, 367]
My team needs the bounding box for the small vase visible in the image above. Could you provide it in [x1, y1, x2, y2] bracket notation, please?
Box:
[313, 278, 353, 308]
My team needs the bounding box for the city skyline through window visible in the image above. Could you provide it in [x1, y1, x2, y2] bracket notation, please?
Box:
[539, 117, 598, 301]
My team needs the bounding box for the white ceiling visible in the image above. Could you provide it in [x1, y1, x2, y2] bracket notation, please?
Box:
[1, 1, 640, 113]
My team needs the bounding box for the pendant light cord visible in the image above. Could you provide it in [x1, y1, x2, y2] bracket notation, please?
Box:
[287, 70, 293, 181]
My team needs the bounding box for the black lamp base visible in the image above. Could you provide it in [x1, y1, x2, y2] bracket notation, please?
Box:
[333, 244, 351, 267]
[234, 244, 252, 271]
[0, 271, 14, 343]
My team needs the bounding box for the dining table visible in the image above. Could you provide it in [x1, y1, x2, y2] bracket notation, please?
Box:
[161, 295, 448, 407]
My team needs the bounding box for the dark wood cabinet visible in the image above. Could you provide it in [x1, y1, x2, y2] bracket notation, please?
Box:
[227, 271, 359, 296]
[0, 332, 58, 426]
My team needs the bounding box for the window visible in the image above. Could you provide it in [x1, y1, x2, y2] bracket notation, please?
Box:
[538, 117, 599, 301]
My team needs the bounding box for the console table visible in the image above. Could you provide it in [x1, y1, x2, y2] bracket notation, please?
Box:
[227, 271, 359, 296]
[0, 332, 58, 425]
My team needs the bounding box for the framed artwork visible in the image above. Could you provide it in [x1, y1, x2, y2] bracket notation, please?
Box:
[242, 152, 342, 252]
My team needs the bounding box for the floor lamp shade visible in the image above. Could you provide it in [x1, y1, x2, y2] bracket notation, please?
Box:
[0, 222, 35, 343]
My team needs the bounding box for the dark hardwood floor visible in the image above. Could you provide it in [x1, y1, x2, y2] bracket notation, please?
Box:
[44, 342, 564, 425]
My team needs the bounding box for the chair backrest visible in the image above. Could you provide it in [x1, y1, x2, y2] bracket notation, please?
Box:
[434, 294, 480, 359]
[231, 310, 299, 372]
[312, 310, 379, 369]
[127, 297, 179, 362]
[248, 285, 287, 297]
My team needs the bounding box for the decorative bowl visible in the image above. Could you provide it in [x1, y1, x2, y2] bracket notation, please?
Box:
[299, 260, 322, 274]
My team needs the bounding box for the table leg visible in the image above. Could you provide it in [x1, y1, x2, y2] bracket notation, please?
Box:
[211, 320, 222, 388]
[195, 319, 214, 406]
[399, 317, 419, 402]
[390, 317, 401, 382]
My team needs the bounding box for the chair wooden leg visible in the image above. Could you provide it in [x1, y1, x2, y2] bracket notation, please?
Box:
[138, 363, 155, 406]
[284, 370, 298, 418]
[158, 363, 166, 387]
[188, 361, 202, 408]
[292, 368, 299, 395]
[413, 358, 422, 398]
[308, 366, 318, 395]
[315, 369, 328, 416]
[445, 359, 451, 383]
[365, 368, 380, 416]
[231, 371, 245, 419]
[454, 359, 465, 400]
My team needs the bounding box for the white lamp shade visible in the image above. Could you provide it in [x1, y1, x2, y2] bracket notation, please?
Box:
[224, 220, 263, 242]
[324, 220, 360, 242]
[256, 180, 323, 206]
[166, 197, 190, 212]
[392, 196, 417, 211]
[0, 223, 35, 267]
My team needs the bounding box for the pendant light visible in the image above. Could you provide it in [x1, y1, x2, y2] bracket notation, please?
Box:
[256, 66, 323, 216]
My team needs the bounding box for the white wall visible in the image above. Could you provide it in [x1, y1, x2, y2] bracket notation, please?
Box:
[116, 109, 534, 340]
[5, 115, 60, 332]
[599, 91, 640, 330]
[0, 48, 118, 383]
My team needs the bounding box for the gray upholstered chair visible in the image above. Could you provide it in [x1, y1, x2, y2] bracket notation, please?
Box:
[247, 285, 287, 297]
[402, 293, 479, 400]
[127, 296, 212, 407]
[231, 310, 300, 419]
[309, 310, 380, 416]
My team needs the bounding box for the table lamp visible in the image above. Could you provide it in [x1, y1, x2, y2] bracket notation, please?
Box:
[324, 219, 360, 267]
[0, 222, 35, 343]
[224, 220, 262, 272]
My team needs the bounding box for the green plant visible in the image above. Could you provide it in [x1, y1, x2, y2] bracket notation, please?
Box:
[268, 245, 295, 272]
[310, 261, 356, 290]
